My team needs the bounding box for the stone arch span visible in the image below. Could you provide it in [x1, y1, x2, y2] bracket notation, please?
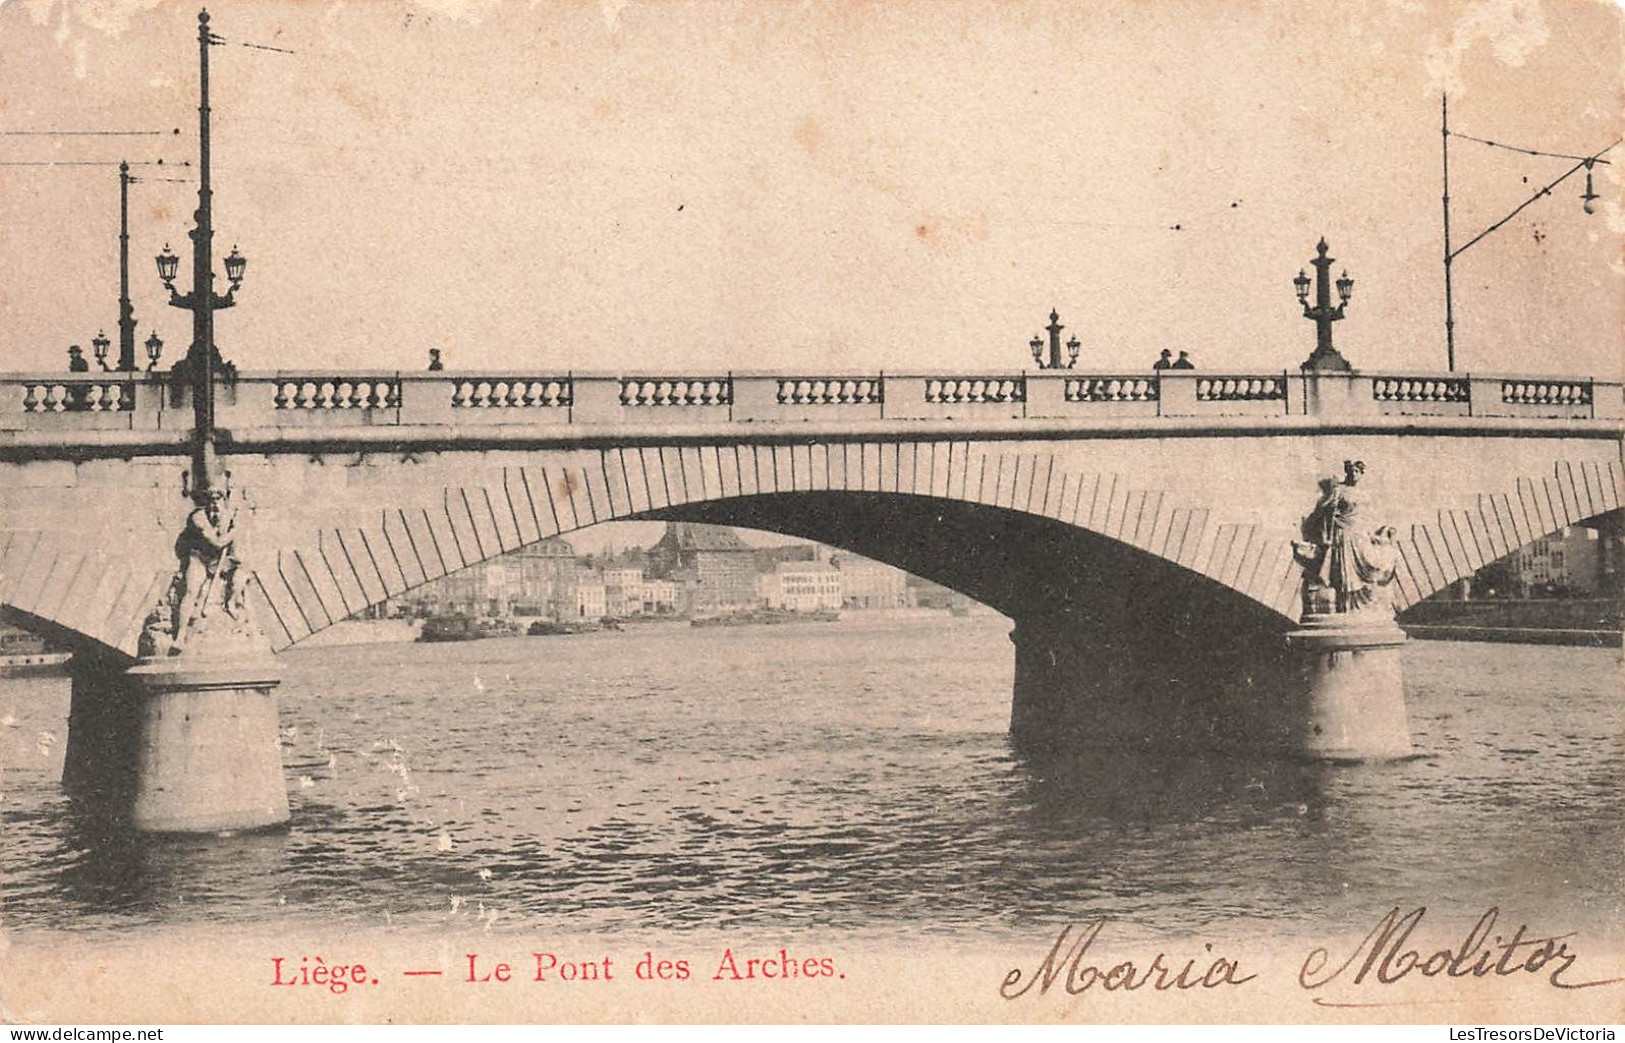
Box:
[244, 441, 1319, 656]
[0, 434, 1619, 662]
[232, 437, 1618, 653]
[256, 488, 1296, 655]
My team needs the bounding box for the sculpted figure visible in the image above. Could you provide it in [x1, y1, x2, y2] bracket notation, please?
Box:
[138, 596, 175, 658]
[172, 484, 241, 645]
[1292, 460, 1399, 615]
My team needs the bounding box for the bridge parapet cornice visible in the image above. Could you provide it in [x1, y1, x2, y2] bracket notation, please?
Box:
[0, 369, 1618, 436]
[1, 412, 1620, 465]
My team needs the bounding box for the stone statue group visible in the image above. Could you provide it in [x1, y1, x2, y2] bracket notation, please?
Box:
[1292, 459, 1400, 619]
[139, 474, 258, 658]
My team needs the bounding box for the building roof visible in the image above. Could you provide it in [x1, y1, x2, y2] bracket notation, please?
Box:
[515, 536, 577, 558]
[755, 543, 820, 565]
[776, 560, 838, 574]
[658, 522, 752, 553]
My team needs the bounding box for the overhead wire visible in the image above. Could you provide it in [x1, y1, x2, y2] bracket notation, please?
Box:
[1447, 129, 1613, 166]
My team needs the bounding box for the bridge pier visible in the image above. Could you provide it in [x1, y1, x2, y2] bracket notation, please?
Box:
[64, 653, 288, 833]
[1009, 612, 1412, 762]
[1285, 615, 1411, 761]
[1006, 614, 1252, 755]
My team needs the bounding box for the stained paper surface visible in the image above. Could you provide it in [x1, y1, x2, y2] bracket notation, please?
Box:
[0, 0, 1621, 1026]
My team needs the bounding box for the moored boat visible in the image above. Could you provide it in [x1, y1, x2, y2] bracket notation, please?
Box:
[418, 616, 522, 642]
[526, 619, 602, 636]
[0, 626, 70, 678]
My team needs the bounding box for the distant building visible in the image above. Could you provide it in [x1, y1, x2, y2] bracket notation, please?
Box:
[396, 536, 579, 619]
[513, 537, 579, 620]
[640, 578, 679, 615]
[428, 557, 519, 616]
[575, 568, 607, 620]
[648, 523, 760, 616]
[755, 543, 822, 568]
[1507, 526, 1612, 597]
[760, 560, 844, 612]
[1457, 525, 1624, 600]
[601, 567, 646, 617]
[831, 553, 914, 609]
[908, 576, 965, 611]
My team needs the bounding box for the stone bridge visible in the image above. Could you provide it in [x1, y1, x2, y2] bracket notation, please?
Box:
[3, 366, 1620, 831]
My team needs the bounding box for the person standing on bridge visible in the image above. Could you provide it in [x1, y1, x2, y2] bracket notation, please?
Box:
[1170, 351, 1195, 370]
[67, 345, 89, 372]
[428, 348, 444, 371]
[1152, 349, 1173, 370]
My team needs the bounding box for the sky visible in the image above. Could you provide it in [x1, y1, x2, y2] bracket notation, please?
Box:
[0, 0, 1619, 385]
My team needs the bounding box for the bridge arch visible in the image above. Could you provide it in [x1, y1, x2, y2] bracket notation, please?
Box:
[1, 436, 1619, 661]
[244, 440, 1320, 655]
[238, 439, 1616, 651]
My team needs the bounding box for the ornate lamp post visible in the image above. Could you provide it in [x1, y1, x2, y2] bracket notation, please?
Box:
[68, 161, 160, 373]
[1028, 309, 1081, 370]
[1296, 238, 1354, 372]
[91, 330, 113, 371]
[117, 161, 141, 371]
[66, 7, 288, 840]
[145, 331, 165, 370]
[156, 9, 248, 494]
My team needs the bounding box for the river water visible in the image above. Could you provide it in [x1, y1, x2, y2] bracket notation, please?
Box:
[2, 615, 1620, 942]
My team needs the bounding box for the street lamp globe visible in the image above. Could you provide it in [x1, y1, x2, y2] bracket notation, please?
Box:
[144, 332, 164, 369]
[1581, 163, 1600, 215]
[224, 245, 246, 287]
[155, 244, 180, 288]
[1030, 336, 1043, 365]
[1294, 269, 1311, 304]
[1336, 271, 1354, 305]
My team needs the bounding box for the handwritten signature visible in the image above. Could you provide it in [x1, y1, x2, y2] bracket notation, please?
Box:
[1001, 907, 1625, 1005]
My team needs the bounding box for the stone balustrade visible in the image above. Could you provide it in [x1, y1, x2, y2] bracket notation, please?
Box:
[924, 377, 1025, 405]
[1066, 376, 1158, 403]
[619, 377, 732, 407]
[0, 368, 1618, 433]
[777, 377, 883, 406]
[1371, 376, 1469, 404]
[1196, 376, 1287, 402]
[450, 377, 571, 409]
[275, 378, 402, 410]
[21, 379, 137, 414]
[1502, 379, 1591, 407]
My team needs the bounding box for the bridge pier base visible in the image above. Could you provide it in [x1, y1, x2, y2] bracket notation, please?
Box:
[1009, 612, 1412, 762]
[1286, 615, 1411, 762]
[64, 654, 289, 833]
[1008, 616, 1216, 755]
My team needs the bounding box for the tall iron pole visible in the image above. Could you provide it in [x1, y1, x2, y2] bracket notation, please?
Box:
[1043, 310, 1064, 370]
[1442, 93, 1456, 372]
[191, 8, 217, 490]
[118, 161, 137, 372]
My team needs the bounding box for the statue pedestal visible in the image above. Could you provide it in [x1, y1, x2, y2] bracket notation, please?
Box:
[64, 653, 289, 833]
[1286, 613, 1411, 762]
[124, 654, 288, 832]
